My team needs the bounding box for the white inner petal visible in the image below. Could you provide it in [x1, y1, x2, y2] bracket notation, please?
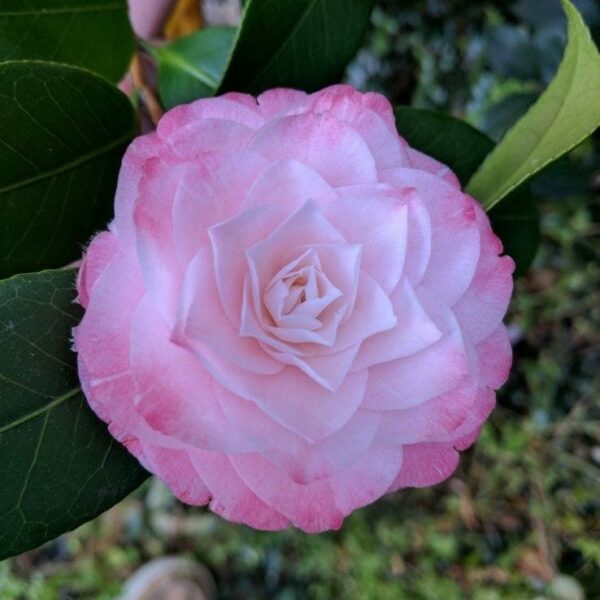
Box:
[262, 249, 343, 341]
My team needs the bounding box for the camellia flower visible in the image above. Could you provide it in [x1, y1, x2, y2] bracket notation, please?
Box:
[74, 85, 514, 533]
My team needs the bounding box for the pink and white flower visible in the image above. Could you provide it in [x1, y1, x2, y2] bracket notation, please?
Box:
[74, 85, 514, 532]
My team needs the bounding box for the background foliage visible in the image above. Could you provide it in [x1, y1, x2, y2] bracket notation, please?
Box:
[1, 0, 599, 598]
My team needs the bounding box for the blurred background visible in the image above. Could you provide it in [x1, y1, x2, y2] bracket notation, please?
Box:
[2, 0, 599, 598]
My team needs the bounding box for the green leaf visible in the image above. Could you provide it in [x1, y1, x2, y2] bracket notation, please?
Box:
[0, 61, 137, 278]
[0, 269, 149, 561]
[152, 26, 237, 110]
[394, 107, 493, 187]
[0, 0, 134, 83]
[480, 92, 539, 142]
[394, 107, 540, 277]
[218, 0, 375, 95]
[467, 0, 600, 209]
[153, 0, 374, 105]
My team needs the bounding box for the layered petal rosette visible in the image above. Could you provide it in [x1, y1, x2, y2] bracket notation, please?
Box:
[74, 85, 514, 532]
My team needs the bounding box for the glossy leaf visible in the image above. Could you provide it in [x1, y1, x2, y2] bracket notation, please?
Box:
[394, 107, 540, 277]
[0, 0, 134, 82]
[395, 107, 493, 186]
[152, 26, 236, 109]
[218, 0, 375, 95]
[467, 0, 600, 209]
[0, 269, 149, 561]
[0, 61, 137, 278]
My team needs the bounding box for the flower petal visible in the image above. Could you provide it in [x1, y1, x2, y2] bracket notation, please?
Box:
[197, 344, 369, 442]
[165, 118, 254, 157]
[377, 382, 495, 445]
[172, 151, 270, 267]
[157, 94, 265, 140]
[133, 158, 185, 323]
[256, 88, 310, 117]
[77, 231, 119, 308]
[188, 450, 291, 530]
[454, 208, 515, 343]
[352, 278, 441, 370]
[308, 84, 411, 172]
[131, 296, 260, 453]
[332, 270, 397, 351]
[323, 194, 409, 293]
[388, 443, 459, 491]
[250, 112, 378, 186]
[209, 204, 286, 324]
[174, 247, 283, 375]
[241, 158, 337, 215]
[476, 326, 513, 389]
[143, 446, 211, 505]
[363, 291, 469, 410]
[407, 148, 460, 188]
[230, 443, 403, 533]
[384, 168, 481, 303]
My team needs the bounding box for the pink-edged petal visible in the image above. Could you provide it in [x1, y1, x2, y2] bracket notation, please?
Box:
[111, 133, 164, 247]
[310, 85, 400, 135]
[454, 207, 515, 343]
[256, 88, 310, 117]
[77, 355, 186, 454]
[165, 118, 254, 157]
[277, 410, 381, 485]
[133, 158, 186, 323]
[77, 231, 119, 308]
[308, 84, 411, 171]
[250, 112, 378, 186]
[209, 204, 285, 324]
[454, 259, 514, 345]
[241, 159, 337, 214]
[197, 342, 369, 441]
[406, 148, 460, 188]
[352, 278, 441, 370]
[476, 326, 513, 389]
[215, 381, 381, 484]
[157, 95, 265, 140]
[363, 292, 469, 410]
[364, 332, 468, 411]
[142, 446, 211, 505]
[174, 247, 283, 375]
[188, 450, 290, 530]
[74, 253, 144, 383]
[230, 443, 403, 533]
[386, 168, 482, 305]
[131, 296, 259, 453]
[172, 150, 270, 267]
[386, 169, 481, 300]
[323, 194, 408, 293]
[377, 381, 495, 446]
[388, 443, 459, 491]
[454, 427, 485, 452]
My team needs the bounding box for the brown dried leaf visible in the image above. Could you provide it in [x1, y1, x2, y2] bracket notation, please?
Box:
[164, 0, 203, 40]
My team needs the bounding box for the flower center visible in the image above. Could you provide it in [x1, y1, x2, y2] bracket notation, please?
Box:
[263, 249, 342, 333]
